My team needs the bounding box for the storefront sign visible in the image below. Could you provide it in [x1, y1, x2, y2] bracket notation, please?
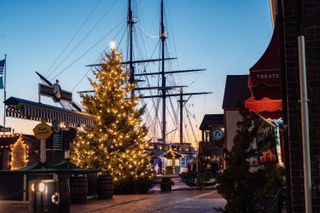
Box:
[52, 132, 63, 150]
[250, 69, 281, 87]
[39, 83, 72, 102]
[33, 123, 53, 140]
[0, 126, 11, 132]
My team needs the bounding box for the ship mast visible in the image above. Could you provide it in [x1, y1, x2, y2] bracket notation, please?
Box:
[136, 0, 211, 144]
[128, 0, 135, 97]
[160, 0, 167, 144]
[178, 89, 186, 144]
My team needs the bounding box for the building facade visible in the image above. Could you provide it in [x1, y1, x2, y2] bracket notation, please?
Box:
[279, 0, 320, 211]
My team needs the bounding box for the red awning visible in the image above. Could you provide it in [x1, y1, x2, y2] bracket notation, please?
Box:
[245, 97, 282, 112]
[249, 84, 281, 100]
[249, 22, 280, 88]
[248, 19, 282, 101]
[245, 97, 282, 119]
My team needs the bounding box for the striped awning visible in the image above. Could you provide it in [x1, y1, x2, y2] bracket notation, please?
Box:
[5, 97, 94, 126]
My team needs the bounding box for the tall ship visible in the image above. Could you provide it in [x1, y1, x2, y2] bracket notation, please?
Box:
[84, 0, 211, 174]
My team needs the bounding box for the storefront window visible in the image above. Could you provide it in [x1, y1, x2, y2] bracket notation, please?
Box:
[175, 158, 180, 166]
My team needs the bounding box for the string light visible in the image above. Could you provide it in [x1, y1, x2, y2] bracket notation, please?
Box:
[71, 49, 154, 186]
[10, 135, 29, 170]
[109, 41, 117, 51]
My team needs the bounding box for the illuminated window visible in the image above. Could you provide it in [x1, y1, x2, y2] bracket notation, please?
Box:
[175, 159, 180, 166]
[11, 137, 29, 170]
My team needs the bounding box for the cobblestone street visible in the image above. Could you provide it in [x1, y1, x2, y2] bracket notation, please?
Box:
[0, 190, 225, 213]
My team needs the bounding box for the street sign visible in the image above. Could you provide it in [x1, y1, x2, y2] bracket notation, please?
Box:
[0, 126, 11, 132]
[33, 123, 53, 140]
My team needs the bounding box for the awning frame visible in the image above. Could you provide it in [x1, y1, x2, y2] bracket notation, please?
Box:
[5, 97, 94, 127]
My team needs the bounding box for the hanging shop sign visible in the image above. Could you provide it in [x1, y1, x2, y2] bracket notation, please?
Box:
[46, 120, 63, 150]
[212, 129, 224, 141]
[33, 123, 53, 140]
[39, 82, 72, 102]
[52, 132, 63, 150]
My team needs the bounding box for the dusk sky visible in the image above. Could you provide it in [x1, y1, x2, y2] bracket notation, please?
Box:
[1, 0, 273, 140]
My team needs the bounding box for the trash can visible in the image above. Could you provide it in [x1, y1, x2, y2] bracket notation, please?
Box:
[28, 179, 60, 213]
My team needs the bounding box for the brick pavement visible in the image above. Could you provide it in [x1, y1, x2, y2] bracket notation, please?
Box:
[0, 190, 225, 213]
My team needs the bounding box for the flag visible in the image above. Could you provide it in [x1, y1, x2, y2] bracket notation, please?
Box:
[0, 76, 3, 89]
[0, 59, 5, 75]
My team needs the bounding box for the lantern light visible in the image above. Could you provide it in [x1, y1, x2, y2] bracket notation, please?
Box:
[39, 182, 46, 192]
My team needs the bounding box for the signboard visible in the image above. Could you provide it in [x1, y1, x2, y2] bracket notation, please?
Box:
[33, 123, 53, 140]
[250, 69, 281, 87]
[0, 126, 11, 132]
[39, 83, 72, 102]
[212, 129, 224, 141]
[181, 157, 187, 167]
[46, 121, 63, 150]
[51, 132, 63, 150]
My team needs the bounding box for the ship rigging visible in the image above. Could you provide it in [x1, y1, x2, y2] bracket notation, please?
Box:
[84, 0, 212, 145]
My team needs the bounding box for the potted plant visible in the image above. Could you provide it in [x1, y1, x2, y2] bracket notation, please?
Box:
[160, 177, 174, 192]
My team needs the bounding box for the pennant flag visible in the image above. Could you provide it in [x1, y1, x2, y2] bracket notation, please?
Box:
[0, 59, 5, 75]
[0, 76, 3, 89]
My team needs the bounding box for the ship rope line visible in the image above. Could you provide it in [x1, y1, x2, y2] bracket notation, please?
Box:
[136, 24, 160, 39]
[140, 4, 200, 145]
[47, 0, 120, 81]
[71, 69, 91, 92]
[171, 106, 179, 143]
[71, 21, 128, 92]
[76, 0, 210, 145]
[49, 17, 126, 82]
[185, 107, 199, 143]
[167, 97, 179, 143]
[44, 0, 104, 77]
[47, 0, 119, 80]
[138, 78, 158, 125]
[134, 39, 164, 138]
[128, 18, 163, 139]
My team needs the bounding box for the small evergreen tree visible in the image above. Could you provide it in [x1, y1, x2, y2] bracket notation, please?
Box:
[216, 105, 284, 212]
[71, 48, 154, 193]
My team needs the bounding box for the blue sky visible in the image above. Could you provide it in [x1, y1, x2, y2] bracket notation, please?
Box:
[0, 0, 273, 138]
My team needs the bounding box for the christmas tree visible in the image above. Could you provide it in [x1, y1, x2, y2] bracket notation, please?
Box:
[216, 105, 284, 212]
[71, 47, 154, 194]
